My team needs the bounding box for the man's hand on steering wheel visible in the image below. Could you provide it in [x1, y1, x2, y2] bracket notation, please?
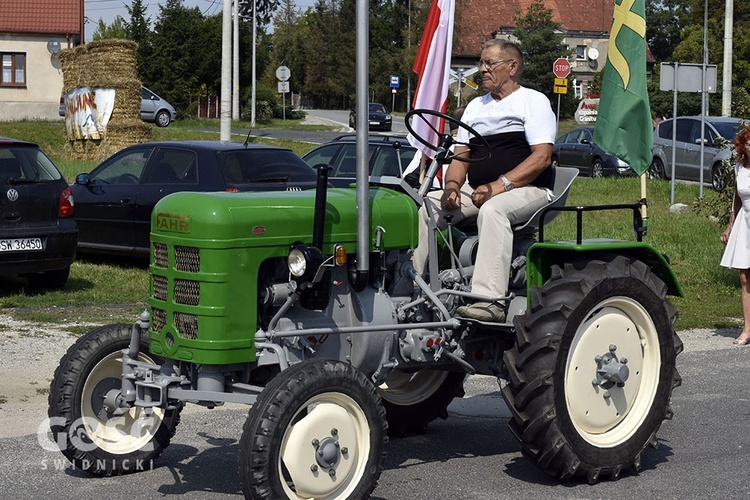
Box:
[441, 185, 461, 210]
[470, 184, 493, 208]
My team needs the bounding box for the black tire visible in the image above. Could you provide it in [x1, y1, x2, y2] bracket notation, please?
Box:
[502, 255, 682, 482]
[48, 324, 181, 476]
[155, 110, 171, 127]
[238, 359, 387, 499]
[712, 163, 729, 192]
[377, 369, 465, 435]
[551, 156, 559, 168]
[648, 157, 665, 180]
[590, 158, 604, 178]
[27, 266, 70, 290]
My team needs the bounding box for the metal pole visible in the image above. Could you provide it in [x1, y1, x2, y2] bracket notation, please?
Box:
[220, 0, 232, 141]
[407, 0, 411, 111]
[671, 63, 678, 205]
[232, 0, 239, 120]
[699, 0, 708, 200]
[722, 0, 734, 117]
[251, 0, 257, 128]
[355, 0, 370, 274]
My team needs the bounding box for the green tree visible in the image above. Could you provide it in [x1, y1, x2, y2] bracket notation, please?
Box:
[125, 0, 152, 81]
[646, 0, 691, 62]
[92, 15, 127, 40]
[513, 0, 575, 117]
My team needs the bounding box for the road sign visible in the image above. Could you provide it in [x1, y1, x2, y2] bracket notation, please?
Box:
[554, 78, 568, 95]
[278, 81, 290, 93]
[276, 65, 291, 82]
[553, 58, 571, 79]
[390, 75, 400, 88]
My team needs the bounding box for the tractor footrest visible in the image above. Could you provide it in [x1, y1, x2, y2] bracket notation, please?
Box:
[458, 317, 512, 329]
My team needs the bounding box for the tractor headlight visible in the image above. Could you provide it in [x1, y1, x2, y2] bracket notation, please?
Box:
[288, 248, 307, 277]
[287, 245, 325, 281]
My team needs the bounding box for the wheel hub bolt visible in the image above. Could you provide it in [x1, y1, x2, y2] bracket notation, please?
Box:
[331, 428, 338, 436]
[329, 469, 336, 477]
[341, 447, 348, 455]
[311, 465, 318, 472]
[311, 438, 319, 447]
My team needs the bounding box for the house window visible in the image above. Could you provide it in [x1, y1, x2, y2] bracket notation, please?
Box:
[1, 53, 26, 87]
[574, 79, 584, 99]
[576, 45, 586, 60]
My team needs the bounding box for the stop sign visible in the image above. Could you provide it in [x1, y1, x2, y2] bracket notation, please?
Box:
[553, 58, 571, 78]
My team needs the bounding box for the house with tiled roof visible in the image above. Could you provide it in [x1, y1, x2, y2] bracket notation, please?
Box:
[453, 0, 641, 99]
[0, 0, 84, 120]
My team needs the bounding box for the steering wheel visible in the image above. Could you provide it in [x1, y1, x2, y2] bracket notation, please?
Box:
[116, 173, 140, 184]
[405, 109, 490, 164]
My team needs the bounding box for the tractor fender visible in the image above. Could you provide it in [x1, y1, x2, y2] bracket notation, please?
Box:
[526, 240, 683, 298]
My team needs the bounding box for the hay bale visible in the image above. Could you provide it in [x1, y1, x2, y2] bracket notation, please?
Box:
[94, 119, 151, 161]
[61, 39, 149, 161]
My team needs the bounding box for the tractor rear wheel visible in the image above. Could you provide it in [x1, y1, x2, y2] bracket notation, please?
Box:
[238, 359, 387, 499]
[378, 369, 465, 435]
[48, 324, 181, 476]
[502, 255, 682, 482]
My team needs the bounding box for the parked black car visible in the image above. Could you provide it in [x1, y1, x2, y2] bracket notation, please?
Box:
[72, 141, 318, 257]
[348, 102, 393, 131]
[0, 137, 77, 289]
[552, 126, 633, 177]
[302, 134, 418, 187]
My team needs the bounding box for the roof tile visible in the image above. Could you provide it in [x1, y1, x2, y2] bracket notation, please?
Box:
[0, 0, 82, 35]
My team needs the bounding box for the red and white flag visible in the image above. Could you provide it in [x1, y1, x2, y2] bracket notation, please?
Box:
[407, 0, 455, 160]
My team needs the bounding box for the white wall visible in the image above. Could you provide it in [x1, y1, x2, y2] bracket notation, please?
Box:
[0, 33, 66, 120]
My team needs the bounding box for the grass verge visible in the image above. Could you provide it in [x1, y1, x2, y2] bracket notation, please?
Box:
[0, 119, 742, 333]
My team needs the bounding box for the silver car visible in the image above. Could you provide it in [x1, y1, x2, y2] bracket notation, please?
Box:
[650, 116, 745, 191]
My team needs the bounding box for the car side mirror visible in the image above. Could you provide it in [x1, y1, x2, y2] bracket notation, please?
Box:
[581, 139, 591, 145]
[75, 173, 90, 185]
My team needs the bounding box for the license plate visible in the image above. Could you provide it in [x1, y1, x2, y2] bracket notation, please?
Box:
[0, 238, 43, 252]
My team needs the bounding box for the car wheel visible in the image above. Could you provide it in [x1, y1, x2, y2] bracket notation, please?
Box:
[590, 158, 605, 178]
[155, 110, 171, 128]
[551, 156, 559, 168]
[648, 158, 665, 180]
[711, 163, 730, 192]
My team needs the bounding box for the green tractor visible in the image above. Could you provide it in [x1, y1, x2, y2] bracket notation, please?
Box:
[48, 109, 682, 497]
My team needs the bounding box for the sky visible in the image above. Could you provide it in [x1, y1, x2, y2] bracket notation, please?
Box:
[83, 0, 316, 41]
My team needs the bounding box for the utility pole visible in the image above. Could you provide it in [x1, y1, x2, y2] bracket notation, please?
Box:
[232, 0, 240, 120]
[722, 0, 734, 117]
[251, 0, 257, 128]
[220, 0, 232, 141]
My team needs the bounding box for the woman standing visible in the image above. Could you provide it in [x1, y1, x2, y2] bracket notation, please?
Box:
[720, 126, 750, 345]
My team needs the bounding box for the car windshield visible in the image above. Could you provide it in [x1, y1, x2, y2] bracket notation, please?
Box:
[0, 147, 62, 182]
[369, 103, 386, 114]
[218, 149, 317, 184]
[712, 121, 745, 141]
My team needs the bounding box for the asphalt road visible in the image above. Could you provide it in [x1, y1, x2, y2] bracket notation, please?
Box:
[2, 331, 750, 499]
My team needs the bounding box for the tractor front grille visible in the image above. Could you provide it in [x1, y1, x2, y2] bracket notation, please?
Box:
[174, 279, 200, 306]
[153, 243, 168, 268]
[153, 275, 168, 301]
[175, 246, 200, 273]
[175, 312, 199, 339]
[151, 308, 166, 332]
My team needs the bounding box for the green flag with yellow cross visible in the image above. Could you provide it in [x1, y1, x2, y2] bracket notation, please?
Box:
[594, 0, 653, 176]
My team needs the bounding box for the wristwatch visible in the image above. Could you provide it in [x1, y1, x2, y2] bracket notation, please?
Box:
[500, 175, 514, 192]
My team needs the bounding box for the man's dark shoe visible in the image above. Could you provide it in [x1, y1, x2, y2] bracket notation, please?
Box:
[456, 301, 506, 322]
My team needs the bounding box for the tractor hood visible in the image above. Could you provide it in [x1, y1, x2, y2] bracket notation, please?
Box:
[151, 186, 418, 252]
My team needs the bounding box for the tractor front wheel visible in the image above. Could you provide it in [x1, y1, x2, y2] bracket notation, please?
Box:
[502, 255, 682, 482]
[48, 324, 181, 476]
[238, 359, 387, 499]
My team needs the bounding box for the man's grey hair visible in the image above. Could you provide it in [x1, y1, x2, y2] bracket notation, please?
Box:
[483, 39, 524, 71]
